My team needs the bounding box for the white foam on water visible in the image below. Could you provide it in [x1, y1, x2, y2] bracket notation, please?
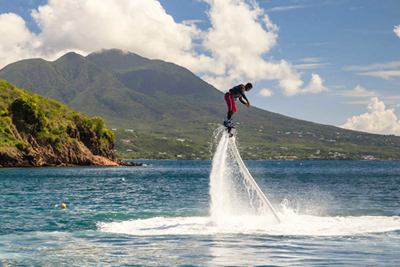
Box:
[98, 214, 400, 236]
[98, 127, 400, 237]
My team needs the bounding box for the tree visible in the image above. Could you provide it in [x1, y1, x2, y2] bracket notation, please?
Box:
[10, 97, 47, 135]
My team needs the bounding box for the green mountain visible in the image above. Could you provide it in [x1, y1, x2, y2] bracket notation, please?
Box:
[1, 49, 400, 160]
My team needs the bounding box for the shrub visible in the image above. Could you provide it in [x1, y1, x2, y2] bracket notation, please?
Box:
[91, 117, 105, 134]
[51, 136, 62, 152]
[102, 129, 115, 143]
[15, 141, 31, 151]
[10, 97, 47, 135]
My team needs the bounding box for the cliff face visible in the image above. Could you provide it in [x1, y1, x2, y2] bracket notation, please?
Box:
[0, 125, 117, 167]
[0, 79, 119, 167]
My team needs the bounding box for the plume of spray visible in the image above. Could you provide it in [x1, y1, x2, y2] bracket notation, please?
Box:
[209, 126, 231, 220]
[209, 126, 277, 224]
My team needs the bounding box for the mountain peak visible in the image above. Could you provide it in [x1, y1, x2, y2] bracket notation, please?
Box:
[86, 49, 154, 74]
[56, 52, 84, 62]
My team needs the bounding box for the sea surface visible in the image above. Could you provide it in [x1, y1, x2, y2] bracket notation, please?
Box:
[1, 156, 400, 265]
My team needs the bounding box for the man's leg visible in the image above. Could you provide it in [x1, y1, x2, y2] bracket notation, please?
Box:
[224, 93, 236, 127]
[227, 111, 234, 120]
[224, 110, 234, 126]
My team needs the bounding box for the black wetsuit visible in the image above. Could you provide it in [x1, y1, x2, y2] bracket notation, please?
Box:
[229, 85, 245, 100]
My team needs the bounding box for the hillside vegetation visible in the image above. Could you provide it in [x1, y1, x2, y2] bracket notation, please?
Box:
[1, 49, 400, 160]
[0, 79, 117, 167]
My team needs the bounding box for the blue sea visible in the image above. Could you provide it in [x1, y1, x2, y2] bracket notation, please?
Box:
[1, 157, 400, 265]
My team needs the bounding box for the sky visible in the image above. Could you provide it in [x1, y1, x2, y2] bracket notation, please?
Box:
[1, 0, 400, 135]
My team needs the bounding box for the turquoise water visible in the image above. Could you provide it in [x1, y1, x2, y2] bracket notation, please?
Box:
[1, 160, 400, 266]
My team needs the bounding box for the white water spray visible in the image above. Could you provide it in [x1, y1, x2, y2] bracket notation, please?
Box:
[209, 127, 231, 220]
[209, 127, 280, 223]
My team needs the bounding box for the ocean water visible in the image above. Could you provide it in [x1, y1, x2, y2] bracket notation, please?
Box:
[1, 132, 400, 266]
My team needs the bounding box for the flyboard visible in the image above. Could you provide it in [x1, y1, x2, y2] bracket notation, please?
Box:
[224, 125, 281, 223]
[225, 124, 236, 138]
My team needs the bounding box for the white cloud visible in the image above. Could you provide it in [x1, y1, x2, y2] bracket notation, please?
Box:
[182, 20, 205, 25]
[30, 0, 200, 61]
[258, 88, 273, 97]
[266, 5, 306, 12]
[292, 63, 330, 70]
[293, 58, 330, 70]
[297, 57, 326, 63]
[0, 13, 37, 67]
[275, 73, 329, 96]
[357, 70, 400, 80]
[278, 73, 303, 96]
[394, 25, 400, 38]
[200, 0, 282, 86]
[336, 85, 380, 98]
[345, 61, 400, 80]
[0, 0, 327, 97]
[342, 100, 371, 105]
[383, 96, 400, 100]
[301, 74, 329, 94]
[340, 97, 400, 135]
[344, 61, 400, 71]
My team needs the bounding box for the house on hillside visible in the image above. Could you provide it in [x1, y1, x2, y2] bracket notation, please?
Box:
[362, 155, 376, 160]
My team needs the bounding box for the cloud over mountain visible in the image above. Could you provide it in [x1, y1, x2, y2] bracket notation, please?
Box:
[0, 13, 35, 67]
[340, 97, 400, 136]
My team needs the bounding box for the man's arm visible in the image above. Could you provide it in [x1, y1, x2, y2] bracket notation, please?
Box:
[239, 86, 250, 108]
[239, 96, 250, 107]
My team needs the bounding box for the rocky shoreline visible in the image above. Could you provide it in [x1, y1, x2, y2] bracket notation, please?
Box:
[0, 133, 144, 168]
[0, 155, 145, 168]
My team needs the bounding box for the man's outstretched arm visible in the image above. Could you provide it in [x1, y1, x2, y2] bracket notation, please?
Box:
[239, 96, 250, 107]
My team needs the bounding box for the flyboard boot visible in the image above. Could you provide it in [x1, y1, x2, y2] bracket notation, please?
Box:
[223, 118, 235, 138]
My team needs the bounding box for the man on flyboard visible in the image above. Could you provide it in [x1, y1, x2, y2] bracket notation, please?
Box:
[223, 83, 252, 129]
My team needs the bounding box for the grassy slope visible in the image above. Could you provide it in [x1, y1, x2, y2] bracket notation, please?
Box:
[114, 129, 210, 160]
[0, 79, 114, 157]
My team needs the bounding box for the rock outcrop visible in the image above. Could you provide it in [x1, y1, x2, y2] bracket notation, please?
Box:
[0, 129, 118, 167]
